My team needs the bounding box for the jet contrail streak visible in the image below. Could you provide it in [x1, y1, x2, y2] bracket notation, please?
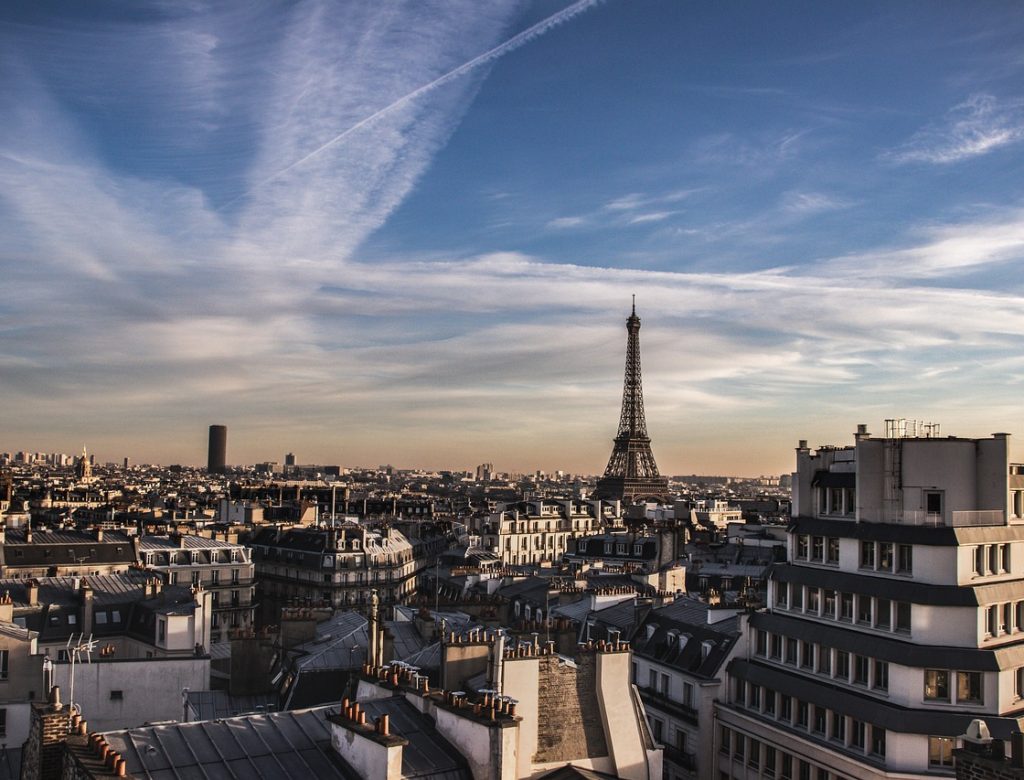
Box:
[232, 0, 604, 206]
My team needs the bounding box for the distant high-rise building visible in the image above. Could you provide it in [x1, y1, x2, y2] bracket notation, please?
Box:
[207, 425, 227, 474]
[285, 452, 296, 467]
[593, 300, 669, 505]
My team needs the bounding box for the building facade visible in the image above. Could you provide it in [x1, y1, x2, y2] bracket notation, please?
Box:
[139, 534, 255, 644]
[717, 425, 1024, 780]
[471, 499, 614, 567]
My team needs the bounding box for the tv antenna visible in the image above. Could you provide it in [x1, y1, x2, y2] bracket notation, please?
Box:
[65, 633, 98, 728]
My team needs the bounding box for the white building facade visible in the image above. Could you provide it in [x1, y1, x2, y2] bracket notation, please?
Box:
[716, 425, 1024, 780]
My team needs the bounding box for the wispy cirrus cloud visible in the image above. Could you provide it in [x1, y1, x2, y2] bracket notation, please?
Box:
[885, 93, 1024, 164]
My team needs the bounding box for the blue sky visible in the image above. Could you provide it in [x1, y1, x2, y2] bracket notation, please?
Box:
[2, 0, 1023, 474]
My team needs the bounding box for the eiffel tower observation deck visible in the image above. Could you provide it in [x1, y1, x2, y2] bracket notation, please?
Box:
[593, 300, 670, 505]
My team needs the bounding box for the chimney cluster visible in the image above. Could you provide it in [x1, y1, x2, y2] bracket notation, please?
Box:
[337, 697, 391, 737]
[86, 731, 127, 777]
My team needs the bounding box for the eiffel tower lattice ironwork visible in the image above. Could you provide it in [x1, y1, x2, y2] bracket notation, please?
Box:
[594, 299, 670, 504]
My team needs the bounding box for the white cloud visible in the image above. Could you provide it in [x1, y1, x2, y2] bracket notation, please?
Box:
[547, 216, 587, 229]
[886, 93, 1024, 164]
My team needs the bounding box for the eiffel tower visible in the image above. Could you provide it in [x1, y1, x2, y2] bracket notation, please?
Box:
[593, 299, 670, 505]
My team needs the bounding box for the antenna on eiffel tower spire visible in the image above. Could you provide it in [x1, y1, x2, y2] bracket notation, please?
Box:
[632, 294, 635, 316]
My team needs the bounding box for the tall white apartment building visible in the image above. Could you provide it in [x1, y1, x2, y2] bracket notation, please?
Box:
[716, 423, 1024, 780]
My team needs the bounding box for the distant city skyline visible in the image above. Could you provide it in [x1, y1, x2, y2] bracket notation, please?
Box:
[2, 2, 1023, 475]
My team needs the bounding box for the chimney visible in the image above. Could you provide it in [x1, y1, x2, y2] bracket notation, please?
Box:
[854, 424, 869, 442]
[95, 528, 104, 542]
[26, 579, 39, 607]
[23, 686, 71, 780]
[81, 581, 94, 636]
[0, 525, 5, 544]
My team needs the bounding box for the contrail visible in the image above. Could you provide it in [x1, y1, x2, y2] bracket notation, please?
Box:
[227, 0, 604, 208]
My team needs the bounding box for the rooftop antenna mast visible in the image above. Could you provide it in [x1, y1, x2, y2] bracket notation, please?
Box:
[66, 633, 98, 728]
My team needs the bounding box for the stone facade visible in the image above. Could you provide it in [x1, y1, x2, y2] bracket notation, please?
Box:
[534, 652, 608, 762]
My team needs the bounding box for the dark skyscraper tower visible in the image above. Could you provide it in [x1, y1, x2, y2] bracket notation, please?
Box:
[208, 425, 227, 474]
[593, 301, 670, 505]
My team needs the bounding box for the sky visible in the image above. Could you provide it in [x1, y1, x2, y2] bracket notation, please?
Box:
[1, 1, 1024, 475]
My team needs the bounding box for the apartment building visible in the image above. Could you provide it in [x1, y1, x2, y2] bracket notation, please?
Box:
[139, 534, 255, 644]
[0, 527, 139, 578]
[717, 424, 1024, 780]
[250, 523, 452, 621]
[471, 499, 616, 566]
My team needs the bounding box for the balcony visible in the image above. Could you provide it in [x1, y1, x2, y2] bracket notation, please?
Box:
[637, 686, 699, 724]
[661, 744, 697, 772]
[858, 509, 1006, 527]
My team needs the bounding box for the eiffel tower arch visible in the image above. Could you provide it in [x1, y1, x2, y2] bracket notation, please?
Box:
[593, 301, 670, 505]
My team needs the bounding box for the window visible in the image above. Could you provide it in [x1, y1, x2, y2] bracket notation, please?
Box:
[780, 694, 792, 721]
[757, 630, 768, 656]
[797, 701, 808, 727]
[747, 738, 760, 769]
[792, 585, 803, 610]
[924, 669, 950, 701]
[651, 718, 663, 742]
[853, 655, 869, 686]
[835, 650, 850, 679]
[776, 583, 788, 608]
[0, 708, 5, 739]
[0, 651, 7, 681]
[897, 544, 913, 573]
[975, 546, 986, 576]
[818, 646, 832, 675]
[870, 725, 886, 756]
[682, 682, 693, 707]
[827, 537, 840, 564]
[786, 638, 798, 664]
[925, 491, 943, 517]
[851, 719, 866, 749]
[719, 726, 731, 754]
[928, 736, 955, 767]
[1004, 602, 1013, 634]
[807, 588, 820, 614]
[840, 592, 854, 621]
[765, 746, 777, 777]
[800, 640, 814, 669]
[987, 605, 998, 636]
[765, 688, 776, 715]
[158, 619, 166, 642]
[110, 690, 123, 701]
[750, 685, 762, 709]
[813, 706, 826, 734]
[660, 673, 670, 695]
[211, 570, 220, 584]
[734, 732, 745, 758]
[857, 595, 872, 625]
[232, 569, 240, 584]
[823, 589, 836, 619]
[831, 711, 845, 742]
[878, 542, 893, 571]
[812, 536, 824, 561]
[781, 752, 792, 780]
[771, 635, 782, 659]
[876, 598, 891, 630]
[797, 536, 809, 559]
[896, 601, 911, 633]
[873, 660, 889, 691]
[649, 669, 657, 689]
[957, 671, 983, 704]
[990, 545, 1000, 576]
[860, 541, 875, 569]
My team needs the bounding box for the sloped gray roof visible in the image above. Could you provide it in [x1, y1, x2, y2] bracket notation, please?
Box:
[103, 707, 356, 780]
